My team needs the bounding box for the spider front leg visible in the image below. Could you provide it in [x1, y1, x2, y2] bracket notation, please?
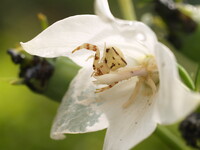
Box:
[72, 43, 110, 76]
[145, 77, 157, 97]
[95, 82, 118, 93]
[72, 43, 100, 71]
[123, 78, 144, 109]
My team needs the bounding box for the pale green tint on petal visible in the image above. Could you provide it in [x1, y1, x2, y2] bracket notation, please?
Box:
[155, 43, 200, 124]
[51, 67, 108, 139]
[98, 78, 158, 150]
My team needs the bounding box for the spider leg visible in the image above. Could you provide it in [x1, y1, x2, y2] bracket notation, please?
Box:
[145, 77, 157, 97]
[72, 43, 100, 71]
[123, 78, 143, 109]
[95, 82, 118, 93]
[86, 55, 94, 61]
[143, 77, 157, 106]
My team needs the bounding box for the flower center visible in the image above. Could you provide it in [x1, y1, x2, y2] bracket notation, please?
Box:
[93, 53, 159, 108]
[122, 55, 159, 108]
[72, 43, 159, 108]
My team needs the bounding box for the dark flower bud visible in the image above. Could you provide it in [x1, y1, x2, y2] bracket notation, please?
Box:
[179, 113, 200, 149]
[19, 56, 54, 93]
[154, 0, 197, 49]
[7, 49, 25, 64]
[8, 49, 54, 93]
[7, 48, 80, 102]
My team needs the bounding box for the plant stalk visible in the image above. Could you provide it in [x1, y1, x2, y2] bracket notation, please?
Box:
[155, 125, 191, 150]
[118, 0, 136, 20]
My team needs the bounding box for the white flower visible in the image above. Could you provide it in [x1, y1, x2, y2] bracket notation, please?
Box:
[21, 0, 200, 149]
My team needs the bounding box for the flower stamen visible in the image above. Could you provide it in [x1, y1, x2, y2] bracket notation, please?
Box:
[123, 78, 144, 108]
[72, 44, 159, 108]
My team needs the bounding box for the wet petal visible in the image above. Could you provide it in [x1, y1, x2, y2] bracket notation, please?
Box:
[155, 43, 200, 124]
[51, 67, 108, 139]
[97, 78, 158, 150]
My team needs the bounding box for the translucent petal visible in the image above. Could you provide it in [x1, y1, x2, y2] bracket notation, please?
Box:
[155, 43, 200, 124]
[51, 67, 108, 139]
[97, 78, 158, 150]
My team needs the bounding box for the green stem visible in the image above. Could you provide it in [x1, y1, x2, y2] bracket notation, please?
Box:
[37, 13, 49, 30]
[44, 57, 80, 101]
[155, 125, 191, 150]
[118, 0, 136, 20]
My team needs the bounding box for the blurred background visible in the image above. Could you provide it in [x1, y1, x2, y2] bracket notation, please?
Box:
[0, 0, 199, 150]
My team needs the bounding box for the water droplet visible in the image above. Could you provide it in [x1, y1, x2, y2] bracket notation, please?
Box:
[136, 33, 146, 41]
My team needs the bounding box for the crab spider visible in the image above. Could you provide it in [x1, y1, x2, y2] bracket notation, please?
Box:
[72, 43, 159, 108]
[72, 43, 127, 76]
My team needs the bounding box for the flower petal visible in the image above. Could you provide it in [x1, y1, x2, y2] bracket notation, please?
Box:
[51, 67, 108, 139]
[21, 14, 156, 67]
[94, 0, 115, 21]
[155, 43, 200, 124]
[95, 0, 158, 55]
[97, 78, 158, 150]
[21, 15, 112, 67]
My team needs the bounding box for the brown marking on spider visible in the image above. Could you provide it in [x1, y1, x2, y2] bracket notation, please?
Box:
[86, 44, 90, 49]
[93, 46, 97, 51]
[95, 55, 99, 60]
[110, 63, 115, 69]
[72, 43, 127, 77]
[104, 58, 107, 63]
[112, 47, 119, 55]
[72, 43, 98, 53]
[121, 58, 127, 65]
[106, 48, 110, 53]
[104, 47, 127, 71]
[95, 82, 117, 93]
[93, 64, 95, 70]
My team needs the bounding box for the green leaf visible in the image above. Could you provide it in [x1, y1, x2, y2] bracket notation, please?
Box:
[195, 64, 200, 91]
[178, 64, 195, 90]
